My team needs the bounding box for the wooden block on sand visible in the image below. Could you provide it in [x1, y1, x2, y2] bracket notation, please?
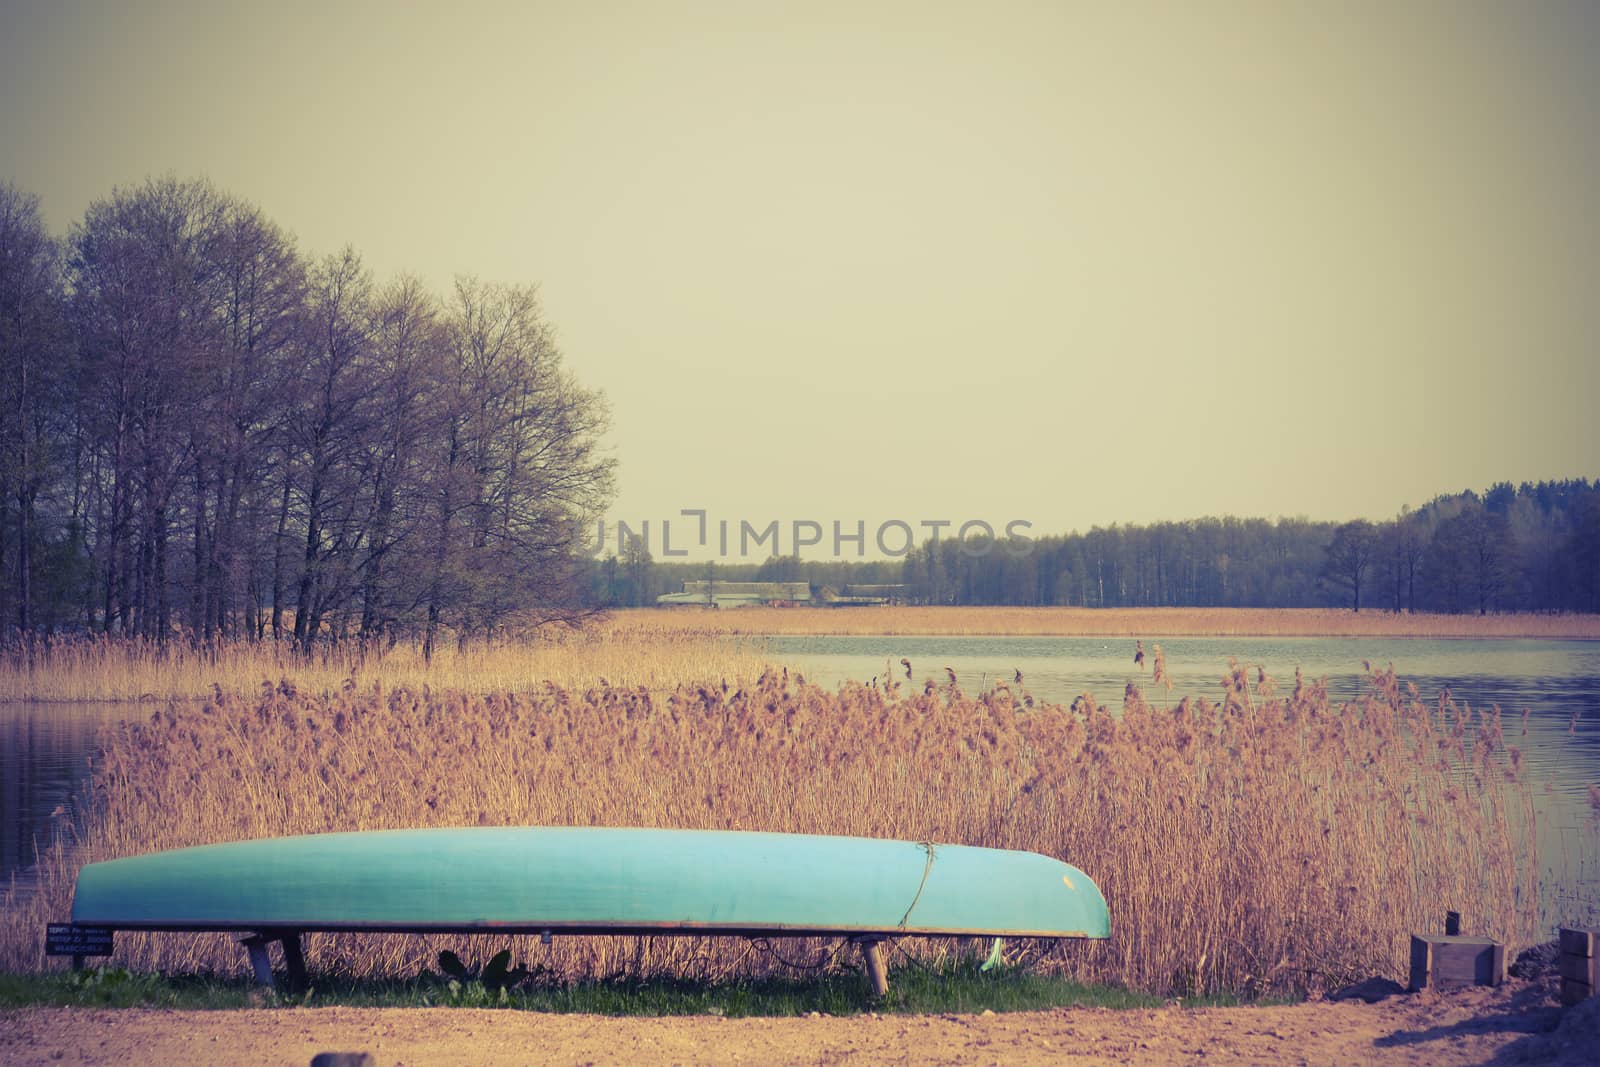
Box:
[1558, 927, 1600, 1005]
[1409, 934, 1505, 992]
[1558, 927, 1597, 958]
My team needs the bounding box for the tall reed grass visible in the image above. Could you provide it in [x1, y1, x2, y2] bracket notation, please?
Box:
[2, 665, 1542, 997]
[609, 606, 1600, 639]
[0, 630, 765, 703]
[6, 605, 1593, 703]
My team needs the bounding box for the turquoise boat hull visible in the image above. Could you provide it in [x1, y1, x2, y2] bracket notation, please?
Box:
[72, 827, 1109, 939]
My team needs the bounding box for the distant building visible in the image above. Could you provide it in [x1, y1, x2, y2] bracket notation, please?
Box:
[656, 580, 812, 608]
[819, 583, 908, 607]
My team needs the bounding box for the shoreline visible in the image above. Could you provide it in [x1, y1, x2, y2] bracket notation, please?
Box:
[606, 606, 1600, 640]
[2, 609, 1596, 705]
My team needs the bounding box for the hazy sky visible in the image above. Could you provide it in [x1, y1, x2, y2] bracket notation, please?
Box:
[3, 1, 1597, 558]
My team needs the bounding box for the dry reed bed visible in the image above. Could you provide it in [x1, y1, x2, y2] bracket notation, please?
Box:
[607, 606, 1600, 639]
[0, 630, 766, 704]
[3, 666, 1541, 997]
[6, 607, 1595, 703]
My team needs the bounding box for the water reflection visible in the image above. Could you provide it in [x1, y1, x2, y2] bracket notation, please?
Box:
[1, 701, 126, 881]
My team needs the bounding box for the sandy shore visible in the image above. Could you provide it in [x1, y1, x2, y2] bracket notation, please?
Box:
[4, 976, 1596, 1067]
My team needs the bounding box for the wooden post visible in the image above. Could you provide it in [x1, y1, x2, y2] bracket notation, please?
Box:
[1409, 935, 1432, 992]
[858, 938, 889, 998]
[1445, 912, 1461, 936]
[241, 935, 276, 989]
[280, 932, 308, 994]
[1559, 927, 1598, 1006]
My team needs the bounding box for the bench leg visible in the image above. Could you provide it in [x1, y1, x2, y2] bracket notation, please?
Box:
[241, 935, 277, 990]
[280, 932, 308, 994]
[858, 938, 889, 999]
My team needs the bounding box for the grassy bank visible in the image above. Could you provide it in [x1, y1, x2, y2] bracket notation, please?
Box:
[0, 961, 1179, 1015]
[3, 662, 1541, 997]
[608, 606, 1600, 639]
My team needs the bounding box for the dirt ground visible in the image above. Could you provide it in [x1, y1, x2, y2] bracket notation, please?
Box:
[3, 975, 1597, 1067]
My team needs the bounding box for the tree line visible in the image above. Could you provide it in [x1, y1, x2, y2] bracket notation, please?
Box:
[0, 178, 614, 652]
[5, 175, 1592, 641]
[598, 480, 1600, 614]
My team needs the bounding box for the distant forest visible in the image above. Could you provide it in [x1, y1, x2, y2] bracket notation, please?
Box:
[600, 481, 1600, 616]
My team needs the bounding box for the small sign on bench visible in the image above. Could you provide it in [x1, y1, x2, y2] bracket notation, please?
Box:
[45, 924, 114, 958]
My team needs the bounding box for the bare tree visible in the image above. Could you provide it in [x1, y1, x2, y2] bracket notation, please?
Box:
[1321, 519, 1378, 612]
[190, 198, 304, 641]
[70, 177, 225, 637]
[355, 274, 444, 642]
[421, 277, 613, 657]
[1468, 508, 1519, 614]
[0, 183, 68, 632]
[1378, 510, 1427, 614]
[285, 248, 376, 653]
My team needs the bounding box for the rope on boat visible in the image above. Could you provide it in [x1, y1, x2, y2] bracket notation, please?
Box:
[898, 841, 938, 929]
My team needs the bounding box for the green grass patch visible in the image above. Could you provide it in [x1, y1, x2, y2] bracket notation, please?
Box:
[0, 960, 1207, 1015]
[0, 968, 253, 1009]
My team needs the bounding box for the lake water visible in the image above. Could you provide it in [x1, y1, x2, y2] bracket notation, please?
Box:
[4, 635, 1599, 925]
